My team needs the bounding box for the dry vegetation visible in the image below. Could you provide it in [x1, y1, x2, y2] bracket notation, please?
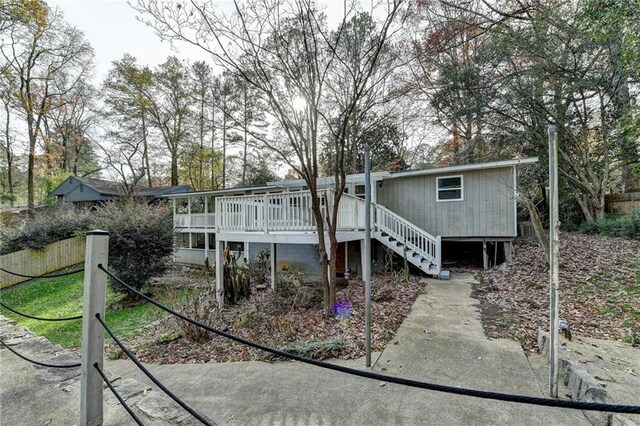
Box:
[474, 233, 640, 350]
[107, 271, 425, 363]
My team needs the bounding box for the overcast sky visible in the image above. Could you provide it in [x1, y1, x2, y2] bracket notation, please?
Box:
[50, 0, 348, 83]
[50, 0, 213, 81]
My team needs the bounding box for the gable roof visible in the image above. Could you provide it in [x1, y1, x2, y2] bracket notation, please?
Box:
[52, 176, 194, 200]
[51, 176, 127, 197]
[75, 176, 128, 196]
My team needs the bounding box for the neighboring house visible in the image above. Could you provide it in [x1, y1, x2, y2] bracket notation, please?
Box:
[166, 158, 538, 286]
[52, 176, 193, 205]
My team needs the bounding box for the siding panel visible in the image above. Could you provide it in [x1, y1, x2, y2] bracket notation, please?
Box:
[377, 168, 516, 238]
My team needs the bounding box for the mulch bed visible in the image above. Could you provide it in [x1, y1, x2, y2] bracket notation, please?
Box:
[473, 233, 640, 350]
[110, 272, 425, 364]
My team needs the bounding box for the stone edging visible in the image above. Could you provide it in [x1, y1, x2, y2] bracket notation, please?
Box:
[538, 330, 637, 426]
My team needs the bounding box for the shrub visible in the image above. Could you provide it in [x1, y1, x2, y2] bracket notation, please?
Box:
[92, 201, 174, 296]
[0, 206, 93, 254]
[223, 250, 251, 304]
[247, 249, 270, 286]
[167, 289, 218, 342]
[578, 210, 640, 240]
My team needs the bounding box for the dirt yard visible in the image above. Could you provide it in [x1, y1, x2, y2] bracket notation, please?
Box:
[473, 233, 640, 350]
[108, 271, 425, 364]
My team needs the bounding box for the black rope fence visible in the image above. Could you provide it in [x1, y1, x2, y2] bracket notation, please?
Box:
[98, 264, 640, 416]
[0, 301, 82, 322]
[94, 362, 144, 426]
[0, 338, 81, 369]
[0, 266, 83, 279]
[95, 314, 212, 426]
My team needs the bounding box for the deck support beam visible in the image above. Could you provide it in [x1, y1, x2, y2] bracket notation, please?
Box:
[360, 239, 369, 280]
[270, 243, 277, 290]
[216, 239, 225, 308]
[503, 241, 513, 261]
[482, 239, 489, 269]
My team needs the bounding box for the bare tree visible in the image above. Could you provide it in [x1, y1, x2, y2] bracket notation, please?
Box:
[102, 54, 154, 187]
[0, 2, 93, 216]
[148, 56, 193, 186]
[135, 0, 405, 314]
[0, 64, 16, 206]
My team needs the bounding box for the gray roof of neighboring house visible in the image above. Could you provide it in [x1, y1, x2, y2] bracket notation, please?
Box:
[51, 176, 127, 197]
[52, 176, 194, 200]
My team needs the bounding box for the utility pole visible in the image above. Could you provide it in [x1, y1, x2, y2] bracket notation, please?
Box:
[364, 144, 372, 368]
[548, 125, 560, 397]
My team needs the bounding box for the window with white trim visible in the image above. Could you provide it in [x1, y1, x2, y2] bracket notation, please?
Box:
[436, 175, 463, 201]
[191, 233, 205, 249]
[176, 233, 189, 248]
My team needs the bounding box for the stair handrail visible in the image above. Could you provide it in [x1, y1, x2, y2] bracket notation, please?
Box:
[373, 203, 440, 264]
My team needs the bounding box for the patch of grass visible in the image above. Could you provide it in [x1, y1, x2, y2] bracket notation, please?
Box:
[0, 272, 164, 349]
[504, 314, 518, 325]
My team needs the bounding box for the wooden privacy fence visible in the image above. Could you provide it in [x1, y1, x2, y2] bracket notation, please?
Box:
[0, 236, 85, 288]
[606, 192, 640, 216]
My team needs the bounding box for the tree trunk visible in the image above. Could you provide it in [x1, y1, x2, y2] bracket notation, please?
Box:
[199, 95, 205, 189]
[328, 233, 338, 309]
[525, 194, 550, 264]
[26, 116, 37, 217]
[311, 189, 331, 316]
[3, 101, 14, 207]
[222, 111, 227, 189]
[171, 148, 179, 186]
[210, 105, 217, 189]
[141, 110, 152, 187]
[242, 89, 248, 185]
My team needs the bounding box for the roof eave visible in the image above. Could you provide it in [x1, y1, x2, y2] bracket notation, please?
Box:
[385, 157, 539, 180]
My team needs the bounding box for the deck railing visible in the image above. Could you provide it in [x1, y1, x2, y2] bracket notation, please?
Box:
[214, 189, 366, 232]
[174, 213, 216, 229]
[374, 204, 441, 265]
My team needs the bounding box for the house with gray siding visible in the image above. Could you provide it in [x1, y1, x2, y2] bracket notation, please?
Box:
[166, 158, 537, 291]
[52, 176, 193, 204]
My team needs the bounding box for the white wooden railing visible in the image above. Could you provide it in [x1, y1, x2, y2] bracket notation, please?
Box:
[327, 191, 366, 230]
[374, 204, 441, 265]
[174, 213, 216, 229]
[215, 189, 367, 232]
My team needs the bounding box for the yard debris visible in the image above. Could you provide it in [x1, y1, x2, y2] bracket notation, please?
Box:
[474, 233, 640, 351]
[111, 273, 425, 364]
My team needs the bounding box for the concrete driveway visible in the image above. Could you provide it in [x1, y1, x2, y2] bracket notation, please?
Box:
[1, 274, 593, 425]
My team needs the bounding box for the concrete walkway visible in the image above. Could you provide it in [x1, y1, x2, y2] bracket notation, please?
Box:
[106, 274, 590, 425]
[2, 274, 593, 425]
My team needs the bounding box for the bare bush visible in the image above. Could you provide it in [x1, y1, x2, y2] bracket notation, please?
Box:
[167, 289, 218, 343]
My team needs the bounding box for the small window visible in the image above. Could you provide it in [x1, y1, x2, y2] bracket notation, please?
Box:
[191, 233, 205, 249]
[190, 196, 205, 214]
[208, 233, 216, 249]
[436, 176, 463, 201]
[176, 233, 189, 248]
[227, 241, 244, 252]
[175, 198, 188, 214]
